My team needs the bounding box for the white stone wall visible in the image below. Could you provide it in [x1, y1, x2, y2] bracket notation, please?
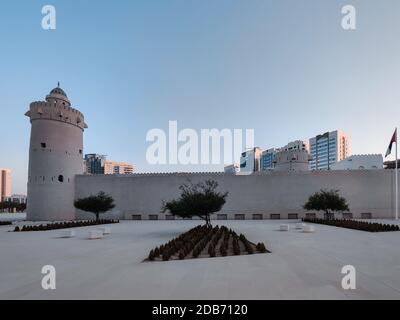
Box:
[75, 170, 399, 220]
[331, 154, 383, 170]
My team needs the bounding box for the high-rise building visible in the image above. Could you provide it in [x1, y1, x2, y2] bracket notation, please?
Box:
[260, 141, 309, 173]
[260, 148, 277, 172]
[309, 130, 349, 170]
[84, 154, 107, 174]
[0, 169, 11, 201]
[240, 147, 262, 173]
[282, 140, 309, 152]
[104, 161, 135, 174]
[84, 154, 135, 175]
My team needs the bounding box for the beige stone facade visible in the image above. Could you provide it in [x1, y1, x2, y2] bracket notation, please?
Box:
[0, 169, 11, 201]
[104, 161, 135, 174]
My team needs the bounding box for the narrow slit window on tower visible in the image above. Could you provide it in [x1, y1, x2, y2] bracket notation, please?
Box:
[58, 175, 64, 182]
[41, 142, 46, 148]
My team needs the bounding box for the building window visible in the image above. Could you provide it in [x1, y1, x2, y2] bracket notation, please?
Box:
[361, 212, 372, 219]
[79, 149, 82, 154]
[165, 215, 175, 220]
[234, 214, 245, 220]
[342, 212, 353, 219]
[252, 214, 263, 220]
[58, 175, 64, 182]
[132, 215, 142, 220]
[41, 142, 46, 148]
[149, 215, 158, 220]
[270, 214, 280, 220]
[288, 213, 298, 219]
[217, 214, 227, 220]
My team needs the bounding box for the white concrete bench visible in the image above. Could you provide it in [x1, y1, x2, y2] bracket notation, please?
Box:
[99, 226, 111, 235]
[88, 230, 103, 239]
[302, 225, 315, 233]
[296, 223, 306, 229]
[60, 230, 75, 238]
[280, 224, 290, 231]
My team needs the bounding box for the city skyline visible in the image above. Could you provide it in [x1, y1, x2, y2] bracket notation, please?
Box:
[1, 0, 400, 194]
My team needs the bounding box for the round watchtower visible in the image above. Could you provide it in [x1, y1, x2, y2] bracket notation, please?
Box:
[25, 85, 88, 221]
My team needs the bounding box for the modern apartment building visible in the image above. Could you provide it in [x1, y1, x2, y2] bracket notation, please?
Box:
[309, 130, 349, 170]
[0, 169, 11, 201]
[240, 147, 262, 173]
[104, 161, 135, 174]
[282, 140, 309, 152]
[260, 148, 277, 172]
[84, 154, 135, 174]
[84, 154, 107, 174]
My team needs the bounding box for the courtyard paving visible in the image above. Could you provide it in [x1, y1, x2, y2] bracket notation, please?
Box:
[1, 214, 400, 299]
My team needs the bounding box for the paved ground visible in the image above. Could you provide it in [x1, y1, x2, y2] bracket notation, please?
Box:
[1, 214, 400, 299]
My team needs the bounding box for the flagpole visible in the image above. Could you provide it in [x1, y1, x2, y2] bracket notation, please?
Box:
[396, 127, 398, 220]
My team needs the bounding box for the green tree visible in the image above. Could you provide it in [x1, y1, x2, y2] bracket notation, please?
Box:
[161, 180, 228, 226]
[303, 189, 349, 220]
[74, 191, 115, 221]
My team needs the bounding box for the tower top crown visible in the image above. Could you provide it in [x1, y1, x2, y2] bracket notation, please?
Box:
[46, 83, 70, 106]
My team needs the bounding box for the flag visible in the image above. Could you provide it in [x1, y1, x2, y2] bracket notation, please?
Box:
[385, 128, 397, 158]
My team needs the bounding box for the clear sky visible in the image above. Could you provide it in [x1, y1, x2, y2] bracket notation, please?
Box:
[1, 0, 400, 194]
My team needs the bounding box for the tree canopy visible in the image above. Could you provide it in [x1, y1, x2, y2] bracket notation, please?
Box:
[161, 179, 228, 226]
[303, 189, 349, 220]
[0, 201, 26, 212]
[74, 191, 115, 221]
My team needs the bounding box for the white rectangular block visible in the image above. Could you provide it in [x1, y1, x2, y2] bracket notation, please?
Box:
[89, 230, 103, 239]
[99, 227, 111, 235]
[296, 223, 306, 229]
[280, 224, 290, 231]
[60, 230, 75, 238]
[303, 225, 315, 233]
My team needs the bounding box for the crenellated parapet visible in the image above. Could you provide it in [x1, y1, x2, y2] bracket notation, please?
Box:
[25, 100, 88, 130]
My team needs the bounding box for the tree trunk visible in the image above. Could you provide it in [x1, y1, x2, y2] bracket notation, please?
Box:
[205, 215, 211, 227]
[325, 210, 333, 220]
[95, 212, 99, 221]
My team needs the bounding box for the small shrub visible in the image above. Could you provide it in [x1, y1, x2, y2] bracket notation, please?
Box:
[256, 242, 267, 253]
[162, 253, 170, 261]
[148, 250, 155, 261]
[220, 244, 227, 256]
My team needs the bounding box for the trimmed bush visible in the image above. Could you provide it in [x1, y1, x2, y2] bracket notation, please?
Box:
[303, 218, 399, 232]
[14, 219, 119, 232]
[256, 242, 267, 253]
[148, 250, 155, 261]
[146, 224, 268, 261]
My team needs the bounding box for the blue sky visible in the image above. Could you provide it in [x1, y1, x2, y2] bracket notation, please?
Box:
[1, 0, 400, 194]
